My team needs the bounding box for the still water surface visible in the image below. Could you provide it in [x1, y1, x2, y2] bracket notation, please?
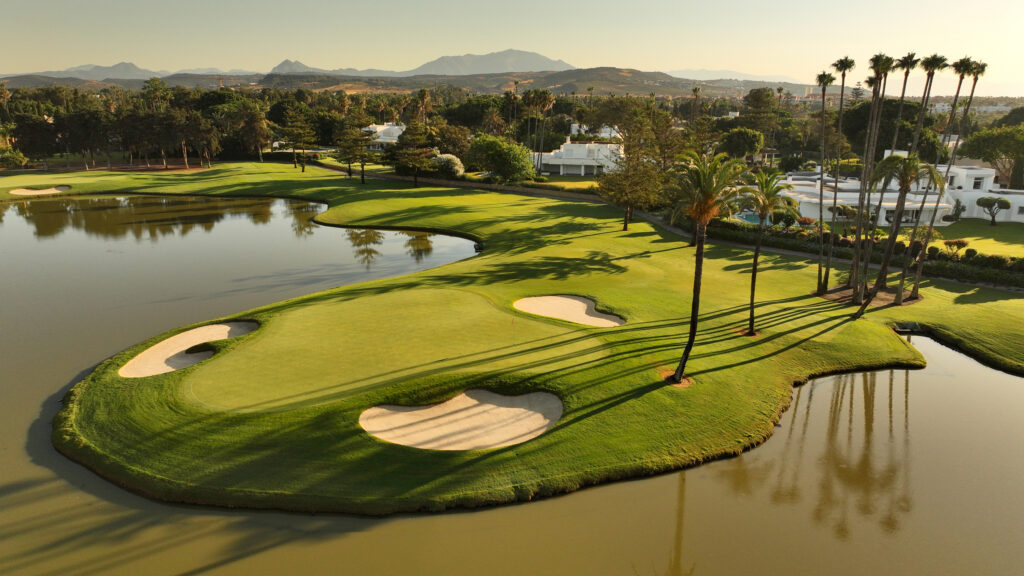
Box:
[1, 195, 1021, 575]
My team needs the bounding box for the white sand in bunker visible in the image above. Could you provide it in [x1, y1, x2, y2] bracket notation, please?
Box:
[9, 185, 71, 196]
[359, 389, 563, 450]
[119, 321, 259, 378]
[513, 295, 624, 327]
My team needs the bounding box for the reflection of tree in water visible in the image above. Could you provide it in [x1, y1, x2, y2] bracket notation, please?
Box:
[286, 201, 321, 237]
[7, 196, 284, 241]
[0, 202, 8, 224]
[346, 229, 385, 269]
[717, 365, 914, 541]
[400, 231, 434, 263]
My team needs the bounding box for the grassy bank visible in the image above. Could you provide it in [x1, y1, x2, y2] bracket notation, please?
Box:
[941, 218, 1024, 258]
[7, 163, 1020, 514]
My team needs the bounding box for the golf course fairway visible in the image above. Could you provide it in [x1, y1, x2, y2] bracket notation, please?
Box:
[3, 163, 1020, 514]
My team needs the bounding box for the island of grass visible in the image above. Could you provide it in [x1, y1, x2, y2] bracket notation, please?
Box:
[7, 163, 1020, 514]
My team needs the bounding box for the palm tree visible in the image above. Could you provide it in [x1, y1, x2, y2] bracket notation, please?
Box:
[669, 152, 748, 382]
[850, 55, 894, 302]
[744, 169, 792, 334]
[909, 60, 987, 299]
[889, 53, 920, 154]
[855, 154, 943, 317]
[0, 82, 10, 119]
[415, 88, 432, 124]
[896, 57, 970, 302]
[535, 90, 555, 170]
[691, 85, 701, 123]
[941, 57, 975, 147]
[815, 71, 836, 295]
[909, 54, 948, 154]
[822, 57, 855, 291]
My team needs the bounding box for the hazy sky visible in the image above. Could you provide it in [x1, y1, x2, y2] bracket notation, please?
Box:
[4, 0, 1022, 96]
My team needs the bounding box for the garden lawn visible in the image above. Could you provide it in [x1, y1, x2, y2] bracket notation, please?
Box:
[940, 218, 1024, 258]
[8, 163, 1020, 514]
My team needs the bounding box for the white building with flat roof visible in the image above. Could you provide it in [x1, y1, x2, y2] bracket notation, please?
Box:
[782, 161, 1024, 226]
[537, 137, 623, 176]
[363, 123, 405, 150]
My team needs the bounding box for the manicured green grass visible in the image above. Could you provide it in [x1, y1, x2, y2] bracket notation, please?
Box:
[16, 162, 1021, 514]
[534, 174, 600, 191]
[941, 218, 1024, 258]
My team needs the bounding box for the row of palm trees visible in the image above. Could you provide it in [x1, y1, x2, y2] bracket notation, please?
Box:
[811, 52, 987, 312]
[671, 53, 988, 382]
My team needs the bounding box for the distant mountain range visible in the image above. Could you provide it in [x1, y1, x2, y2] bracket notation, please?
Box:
[0, 50, 814, 96]
[268, 49, 575, 77]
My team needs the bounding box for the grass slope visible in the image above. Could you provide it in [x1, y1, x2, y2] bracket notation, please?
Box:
[941, 218, 1024, 258]
[7, 163, 1021, 514]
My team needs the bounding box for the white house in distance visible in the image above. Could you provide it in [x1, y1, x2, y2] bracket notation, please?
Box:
[537, 137, 623, 175]
[780, 151, 1024, 226]
[363, 123, 405, 150]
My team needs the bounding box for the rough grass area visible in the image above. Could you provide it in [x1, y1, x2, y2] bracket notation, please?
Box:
[11, 163, 1021, 514]
[941, 218, 1024, 258]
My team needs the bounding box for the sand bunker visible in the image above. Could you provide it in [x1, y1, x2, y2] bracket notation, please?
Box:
[119, 321, 259, 378]
[359, 389, 563, 450]
[513, 295, 624, 327]
[9, 185, 70, 196]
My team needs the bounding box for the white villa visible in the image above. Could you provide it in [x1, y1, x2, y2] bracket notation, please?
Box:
[781, 153, 1024, 226]
[537, 137, 623, 176]
[363, 123, 405, 150]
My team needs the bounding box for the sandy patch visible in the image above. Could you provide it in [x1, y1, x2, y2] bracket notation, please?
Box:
[359, 389, 563, 450]
[119, 321, 259, 378]
[9, 185, 70, 196]
[513, 295, 624, 327]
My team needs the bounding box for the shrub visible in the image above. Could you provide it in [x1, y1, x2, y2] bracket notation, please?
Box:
[893, 241, 906, 255]
[797, 216, 817, 227]
[927, 245, 941, 258]
[466, 134, 535, 182]
[779, 155, 804, 173]
[431, 154, 465, 179]
[964, 248, 978, 259]
[0, 149, 28, 169]
[943, 238, 969, 257]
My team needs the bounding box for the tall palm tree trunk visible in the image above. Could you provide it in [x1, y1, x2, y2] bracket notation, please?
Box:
[181, 140, 189, 170]
[823, 73, 848, 290]
[674, 223, 706, 382]
[856, 188, 910, 317]
[911, 75, 981, 299]
[889, 70, 911, 154]
[849, 81, 881, 294]
[909, 73, 935, 155]
[817, 84, 828, 295]
[896, 71, 951, 302]
[853, 80, 888, 301]
[748, 223, 764, 334]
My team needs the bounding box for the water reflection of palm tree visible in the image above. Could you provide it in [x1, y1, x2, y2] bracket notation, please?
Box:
[770, 385, 807, 504]
[667, 473, 696, 576]
[400, 231, 434, 263]
[346, 229, 385, 269]
[750, 366, 916, 540]
[815, 370, 911, 538]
